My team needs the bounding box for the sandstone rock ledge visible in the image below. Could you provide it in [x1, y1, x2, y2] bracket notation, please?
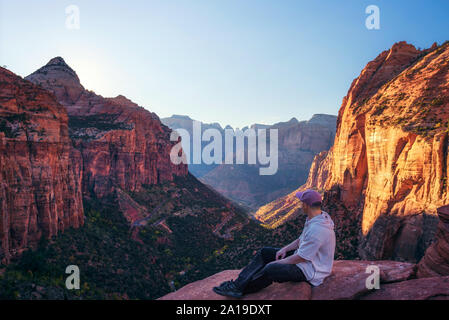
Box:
[158, 260, 449, 300]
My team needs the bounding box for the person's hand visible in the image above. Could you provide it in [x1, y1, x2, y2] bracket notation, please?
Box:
[276, 247, 287, 260]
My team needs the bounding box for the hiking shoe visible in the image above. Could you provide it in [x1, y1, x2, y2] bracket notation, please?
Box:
[213, 280, 243, 298]
[217, 280, 232, 288]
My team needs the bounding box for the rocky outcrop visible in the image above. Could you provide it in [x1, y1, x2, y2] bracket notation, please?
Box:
[158, 269, 312, 300]
[361, 276, 449, 300]
[0, 67, 83, 263]
[255, 41, 449, 261]
[417, 204, 449, 277]
[311, 260, 415, 300]
[158, 259, 449, 300]
[26, 57, 188, 200]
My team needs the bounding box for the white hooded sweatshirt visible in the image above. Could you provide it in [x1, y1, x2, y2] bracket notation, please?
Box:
[295, 211, 335, 286]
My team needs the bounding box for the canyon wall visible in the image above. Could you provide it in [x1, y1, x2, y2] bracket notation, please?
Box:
[163, 114, 337, 208]
[1, 57, 189, 262]
[26, 57, 188, 200]
[256, 41, 449, 262]
[161, 114, 224, 177]
[201, 115, 337, 209]
[418, 204, 449, 277]
[0, 67, 83, 263]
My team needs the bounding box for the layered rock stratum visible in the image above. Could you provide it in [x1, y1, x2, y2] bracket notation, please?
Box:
[0, 57, 189, 263]
[417, 204, 449, 277]
[25, 58, 188, 217]
[0, 67, 83, 264]
[255, 41, 449, 262]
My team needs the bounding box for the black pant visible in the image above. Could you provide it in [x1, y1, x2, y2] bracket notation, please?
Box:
[234, 247, 307, 294]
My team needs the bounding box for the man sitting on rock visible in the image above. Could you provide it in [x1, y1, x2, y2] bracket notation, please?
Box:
[213, 189, 336, 298]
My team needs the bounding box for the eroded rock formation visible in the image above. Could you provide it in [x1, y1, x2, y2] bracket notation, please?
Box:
[158, 259, 449, 300]
[255, 41, 449, 261]
[417, 204, 449, 277]
[26, 57, 188, 202]
[0, 57, 189, 262]
[158, 269, 312, 300]
[0, 67, 83, 263]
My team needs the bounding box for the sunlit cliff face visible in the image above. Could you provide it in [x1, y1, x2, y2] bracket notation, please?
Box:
[254, 41, 449, 261]
[351, 42, 449, 236]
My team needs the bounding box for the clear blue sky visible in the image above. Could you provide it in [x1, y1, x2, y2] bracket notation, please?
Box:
[0, 0, 448, 128]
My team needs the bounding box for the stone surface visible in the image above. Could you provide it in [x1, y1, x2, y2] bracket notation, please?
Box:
[0, 67, 83, 263]
[26, 57, 188, 201]
[254, 41, 449, 261]
[158, 269, 312, 300]
[417, 204, 449, 277]
[311, 260, 416, 300]
[158, 260, 423, 300]
[361, 276, 449, 300]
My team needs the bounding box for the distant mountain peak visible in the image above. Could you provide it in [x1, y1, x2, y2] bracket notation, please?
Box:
[46, 56, 70, 67]
[107, 94, 138, 107]
[25, 57, 83, 104]
[28, 56, 80, 83]
[171, 114, 192, 120]
[41, 56, 79, 80]
[307, 114, 337, 127]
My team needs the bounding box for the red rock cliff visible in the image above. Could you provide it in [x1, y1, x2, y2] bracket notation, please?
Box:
[255, 41, 449, 262]
[0, 67, 84, 264]
[418, 204, 449, 277]
[26, 57, 188, 200]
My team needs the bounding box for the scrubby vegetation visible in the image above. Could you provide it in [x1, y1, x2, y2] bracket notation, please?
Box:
[0, 113, 30, 138]
[69, 114, 132, 132]
[0, 174, 358, 300]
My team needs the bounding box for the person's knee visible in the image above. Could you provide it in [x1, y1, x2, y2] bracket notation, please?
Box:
[262, 263, 292, 283]
[259, 247, 277, 261]
[259, 247, 272, 255]
[262, 263, 281, 279]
